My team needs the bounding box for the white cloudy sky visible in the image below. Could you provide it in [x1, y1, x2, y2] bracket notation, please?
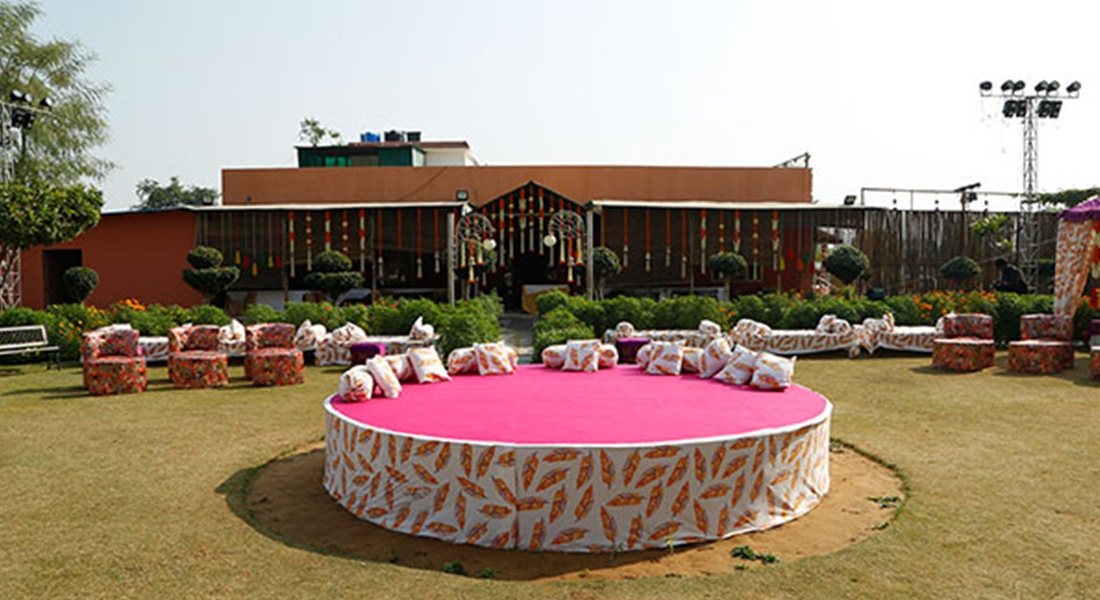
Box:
[32, 0, 1100, 212]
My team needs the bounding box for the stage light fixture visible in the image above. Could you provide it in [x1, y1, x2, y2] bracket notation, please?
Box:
[38, 98, 52, 110]
[1035, 81, 1048, 93]
[980, 81, 993, 93]
[1001, 80, 1014, 92]
[1067, 81, 1081, 94]
[9, 90, 29, 104]
[1047, 80, 1060, 94]
[1013, 80, 1026, 93]
[10, 107, 34, 128]
[1037, 100, 1050, 118]
[1049, 100, 1062, 118]
[1002, 100, 1016, 117]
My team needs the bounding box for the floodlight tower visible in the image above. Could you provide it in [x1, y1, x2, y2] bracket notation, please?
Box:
[979, 79, 1081, 286]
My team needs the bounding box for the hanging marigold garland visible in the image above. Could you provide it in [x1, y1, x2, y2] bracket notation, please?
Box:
[341, 211, 349, 255]
[665, 209, 672, 268]
[251, 213, 259, 277]
[376, 210, 384, 278]
[305, 212, 313, 271]
[718, 210, 725, 251]
[519, 192, 527, 254]
[416, 207, 423, 279]
[538, 188, 546, 256]
[497, 201, 505, 268]
[644, 208, 651, 273]
[358, 209, 366, 272]
[324, 210, 331, 252]
[234, 213, 241, 266]
[700, 209, 707, 274]
[681, 210, 688, 279]
[508, 193, 515, 262]
[622, 207, 629, 269]
[772, 210, 781, 272]
[433, 209, 441, 274]
[751, 212, 760, 280]
[733, 210, 741, 254]
[288, 211, 296, 277]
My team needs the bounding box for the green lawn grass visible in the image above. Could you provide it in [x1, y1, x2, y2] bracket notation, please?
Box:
[1, 355, 1098, 599]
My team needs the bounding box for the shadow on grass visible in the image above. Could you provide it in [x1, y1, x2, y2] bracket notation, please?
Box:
[216, 447, 678, 581]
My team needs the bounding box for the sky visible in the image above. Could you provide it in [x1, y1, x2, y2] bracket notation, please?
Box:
[29, 0, 1100, 213]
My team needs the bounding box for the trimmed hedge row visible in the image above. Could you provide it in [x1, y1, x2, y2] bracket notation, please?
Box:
[534, 289, 1100, 348]
[0, 295, 503, 362]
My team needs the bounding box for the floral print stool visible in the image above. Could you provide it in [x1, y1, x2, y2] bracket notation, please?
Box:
[168, 325, 229, 389]
[1008, 340, 1069, 374]
[83, 327, 148, 395]
[245, 323, 304, 386]
[932, 338, 995, 372]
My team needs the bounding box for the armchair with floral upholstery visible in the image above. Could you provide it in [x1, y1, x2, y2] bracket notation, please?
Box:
[83, 326, 147, 395]
[168, 324, 229, 388]
[245, 323, 304, 386]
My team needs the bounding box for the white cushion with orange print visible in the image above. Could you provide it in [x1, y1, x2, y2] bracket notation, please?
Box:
[474, 342, 516, 375]
[407, 346, 451, 383]
[384, 353, 415, 382]
[750, 352, 795, 391]
[337, 366, 374, 402]
[615, 321, 636, 338]
[597, 344, 619, 369]
[541, 344, 567, 369]
[447, 347, 478, 375]
[700, 337, 733, 378]
[681, 347, 704, 373]
[698, 319, 723, 336]
[636, 343, 654, 368]
[715, 346, 758, 385]
[365, 355, 402, 398]
[563, 339, 600, 372]
[645, 341, 684, 376]
[505, 345, 519, 368]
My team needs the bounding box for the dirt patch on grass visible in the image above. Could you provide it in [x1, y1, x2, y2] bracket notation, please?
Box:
[243, 444, 902, 581]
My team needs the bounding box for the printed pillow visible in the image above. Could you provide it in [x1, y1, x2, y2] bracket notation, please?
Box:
[563, 339, 600, 372]
[646, 341, 684, 376]
[447, 348, 478, 375]
[681, 347, 704, 374]
[541, 344, 567, 369]
[332, 322, 368, 344]
[715, 346, 758, 385]
[218, 319, 246, 344]
[815, 314, 837, 334]
[407, 347, 451, 383]
[505, 345, 519, 368]
[698, 319, 722, 337]
[294, 319, 326, 349]
[337, 366, 374, 402]
[883, 312, 896, 332]
[409, 316, 435, 341]
[474, 342, 516, 375]
[384, 353, 415, 382]
[596, 344, 619, 369]
[615, 321, 636, 339]
[750, 352, 796, 391]
[700, 337, 734, 378]
[365, 355, 402, 398]
[636, 343, 654, 369]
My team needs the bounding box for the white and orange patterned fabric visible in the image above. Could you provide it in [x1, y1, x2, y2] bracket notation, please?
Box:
[541, 344, 567, 369]
[384, 354, 415, 382]
[216, 319, 247, 356]
[324, 400, 832, 553]
[646, 341, 684, 376]
[408, 347, 451, 384]
[448, 348, 479, 375]
[138, 336, 170, 363]
[409, 316, 435, 341]
[859, 313, 939, 354]
[636, 344, 654, 369]
[603, 325, 722, 350]
[294, 320, 327, 352]
[596, 344, 619, 369]
[1054, 219, 1093, 318]
[366, 356, 402, 398]
[701, 337, 733, 378]
[338, 366, 374, 402]
[751, 353, 795, 391]
[681, 347, 704, 374]
[732, 318, 861, 358]
[474, 343, 516, 375]
[716, 346, 758, 385]
[563, 340, 600, 372]
[615, 321, 636, 339]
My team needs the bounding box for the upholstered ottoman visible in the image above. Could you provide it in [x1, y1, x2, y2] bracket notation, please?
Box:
[1091, 347, 1100, 381]
[1008, 340, 1069, 374]
[246, 348, 304, 386]
[615, 337, 651, 364]
[932, 338, 995, 372]
[85, 356, 148, 395]
[350, 342, 387, 365]
[168, 351, 229, 388]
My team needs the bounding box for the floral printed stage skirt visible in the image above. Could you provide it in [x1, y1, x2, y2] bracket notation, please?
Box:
[168, 351, 229, 388]
[85, 356, 148, 395]
[246, 348, 304, 386]
[1091, 347, 1100, 381]
[932, 338, 995, 372]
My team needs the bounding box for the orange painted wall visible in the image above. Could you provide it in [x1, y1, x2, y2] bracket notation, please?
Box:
[20, 210, 203, 309]
[222, 165, 812, 207]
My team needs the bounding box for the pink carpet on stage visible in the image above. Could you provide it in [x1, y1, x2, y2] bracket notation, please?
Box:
[330, 364, 828, 445]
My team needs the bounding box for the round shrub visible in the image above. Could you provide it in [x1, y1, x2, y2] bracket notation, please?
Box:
[62, 266, 99, 303]
[182, 267, 240, 301]
[823, 246, 869, 285]
[593, 247, 622, 279]
[313, 250, 353, 273]
[303, 271, 364, 302]
[187, 246, 224, 269]
[707, 252, 748, 279]
[940, 256, 980, 285]
[536, 289, 570, 315]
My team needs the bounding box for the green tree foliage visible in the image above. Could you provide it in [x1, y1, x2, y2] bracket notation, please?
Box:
[1038, 187, 1100, 208]
[132, 177, 219, 211]
[61, 266, 97, 303]
[940, 256, 981, 287]
[822, 245, 869, 285]
[182, 246, 239, 303]
[0, 2, 113, 183]
[591, 246, 622, 300]
[707, 251, 748, 298]
[298, 117, 341, 146]
[303, 250, 363, 303]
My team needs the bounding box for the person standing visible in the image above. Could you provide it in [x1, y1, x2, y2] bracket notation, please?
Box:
[993, 258, 1028, 293]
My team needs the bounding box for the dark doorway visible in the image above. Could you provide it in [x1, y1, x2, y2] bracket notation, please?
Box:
[503, 251, 551, 310]
[43, 249, 83, 305]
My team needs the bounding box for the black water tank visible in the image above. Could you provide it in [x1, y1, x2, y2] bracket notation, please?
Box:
[406, 131, 421, 142]
[384, 130, 405, 142]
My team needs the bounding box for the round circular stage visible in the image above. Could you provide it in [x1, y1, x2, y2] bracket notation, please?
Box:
[323, 365, 831, 553]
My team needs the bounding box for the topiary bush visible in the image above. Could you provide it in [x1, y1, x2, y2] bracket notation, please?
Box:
[304, 250, 364, 303]
[184, 305, 231, 326]
[592, 247, 622, 299]
[940, 256, 981, 288]
[532, 307, 595, 360]
[536, 289, 570, 315]
[62, 266, 99, 303]
[182, 246, 240, 303]
[823, 246, 869, 285]
[283, 301, 331, 328]
[244, 303, 283, 325]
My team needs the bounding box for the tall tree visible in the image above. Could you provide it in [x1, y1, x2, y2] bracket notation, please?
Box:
[133, 177, 219, 210]
[298, 117, 341, 146]
[0, 1, 113, 184]
[1038, 187, 1100, 208]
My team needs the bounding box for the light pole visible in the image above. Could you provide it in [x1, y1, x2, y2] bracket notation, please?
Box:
[979, 78, 1080, 287]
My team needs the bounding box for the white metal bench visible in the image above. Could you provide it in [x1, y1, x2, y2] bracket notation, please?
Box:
[0, 325, 62, 369]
